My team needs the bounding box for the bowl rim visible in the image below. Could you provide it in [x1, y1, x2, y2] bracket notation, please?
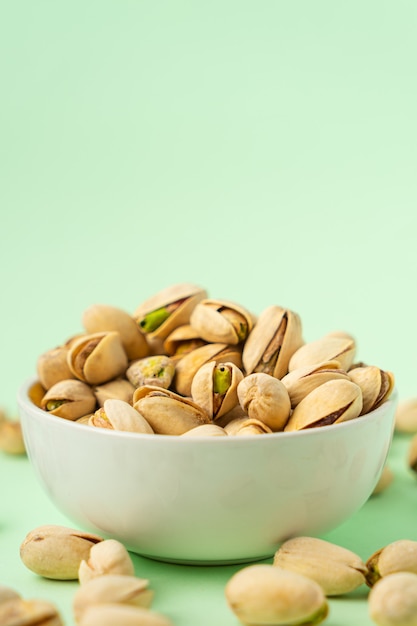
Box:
[17, 376, 398, 445]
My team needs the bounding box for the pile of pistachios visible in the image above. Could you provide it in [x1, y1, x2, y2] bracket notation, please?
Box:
[29, 282, 395, 436]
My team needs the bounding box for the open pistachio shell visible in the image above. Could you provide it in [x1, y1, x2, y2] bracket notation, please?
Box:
[242, 305, 303, 380]
[281, 360, 350, 408]
[94, 378, 135, 407]
[191, 361, 244, 420]
[133, 385, 211, 435]
[67, 332, 128, 385]
[366, 540, 417, 586]
[126, 355, 175, 390]
[189, 298, 255, 345]
[284, 379, 363, 431]
[348, 366, 395, 414]
[133, 283, 207, 341]
[37, 345, 76, 389]
[289, 332, 356, 373]
[82, 304, 149, 361]
[395, 398, 417, 434]
[89, 399, 154, 434]
[237, 372, 291, 431]
[163, 324, 208, 359]
[41, 379, 97, 421]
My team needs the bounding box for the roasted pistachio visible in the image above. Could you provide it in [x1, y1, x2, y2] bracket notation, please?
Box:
[224, 416, 273, 436]
[40, 379, 97, 421]
[372, 464, 394, 496]
[348, 366, 395, 414]
[78, 604, 174, 626]
[289, 332, 356, 373]
[395, 398, 417, 434]
[190, 298, 255, 345]
[126, 355, 175, 390]
[89, 399, 154, 434]
[20, 525, 103, 580]
[0, 598, 63, 626]
[225, 563, 328, 626]
[78, 539, 135, 584]
[191, 361, 244, 420]
[273, 536, 368, 596]
[284, 379, 363, 431]
[368, 572, 417, 626]
[242, 305, 303, 379]
[237, 372, 291, 431]
[36, 345, 75, 389]
[0, 585, 20, 605]
[67, 332, 128, 385]
[366, 540, 417, 586]
[281, 360, 350, 408]
[0, 417, 26, 454]
[94, 378, 135, 407]
[163, 324, 207, 359]
[180, 423, 228, 437]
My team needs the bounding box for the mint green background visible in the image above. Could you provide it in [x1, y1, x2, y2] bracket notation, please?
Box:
[1, 2, 417, 625]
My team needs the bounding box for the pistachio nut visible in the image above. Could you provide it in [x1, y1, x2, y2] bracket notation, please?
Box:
[0, 585, 20, 605]
[133, 282, 207, 340]
[28, 381, 47, 408]
[395, 398, 417, 434]
[126, 355, 175, 390]
[284, 379, 363, 431]
[163, 324, 207, 359]
[0, 418, 26, 454]
[348, 366, 395, 415]
[78, 539, 135, 584]
[273, 536, 368, 596]
[180, 424, 228, 437]
[371, 464, 394, 496]
[408, 434, 417, 475]
[368, 572, 417, 626]
[94, 378, 135, 407]
[40, 379, 97, 421]
[215, 403, 248, 428]
[36, 345, 75, 389]
[73, 574, 153, 622]
[82, 303, 149, 360]
[242, 305, 303, 380]
[20, 524, 103, 580]
[67, 331, 128, 385]
[281, 360, 350, 408]
[89, 399, 154, 434]
[366, 540, 417, 586]
[78, 604, 174, 626]
[133, 386, 211, 435]
[237, 372, 291, 431]
[190, 361, 244, 420]
[174, 342, 242, 397]
[189, 298, 255, 345]
[225, 563, 328, 626]
[288, 332, 356, 373]
[224, 416, 273, 436]
[0, 598, 63, 626]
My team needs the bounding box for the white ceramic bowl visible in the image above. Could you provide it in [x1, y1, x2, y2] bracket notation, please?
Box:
[18, 378, 398, 564]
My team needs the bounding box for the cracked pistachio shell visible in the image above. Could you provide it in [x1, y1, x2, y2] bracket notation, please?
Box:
[0, 418, 26, 454]
[89, 399, 154, 434]
[126, 355, 175, 389]
[273, 536, 368, 596]
[191, 361, 244, 420]
[395, 398, 417, 434]
[242, 305, 303, 380]
[79, 604, 174, 626]
[237, 373, 291, 432]
[67, 331, 128, 385]
[284, 379, 363, 431]
[0, 598, 63, 626]
[368, 572, 417, 626]
[28, 381, 47, 408]
[408, 435, 417, 475]
[163, 324, 207, 359]
[20, 525, 103, 580]
[289, 332, 356, 373]
[224, 416, 273, 436]
[348, 366, 395, 415]
[189, 298, 255, 345]
[36, 345, 75, 389]
[174, 342, 242, 397]
[133, 385, 211, 435]
[372, 464, 394, 496]
[0, 585, 20, 605]
[281, 360, 350, 408]
[40, 379, 97, 421]
[133, 282, 207, 340]
[82, 303, 150, 360]
[94, 378, 135, 407]
[180, 424, 228, 437]
[225, 564, 328, 626]
[366, 540, 417, 587]
[78, 539, 134, 584]
[73, 575, 153, 622]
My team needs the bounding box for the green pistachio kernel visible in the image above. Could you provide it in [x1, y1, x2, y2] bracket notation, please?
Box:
[139, 307, 170, 333]
[45, 400, 66, 411]
[213, 364, 231, 395]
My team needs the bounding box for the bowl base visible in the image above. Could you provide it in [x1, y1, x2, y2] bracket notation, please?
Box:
[134, 551, 274, 566]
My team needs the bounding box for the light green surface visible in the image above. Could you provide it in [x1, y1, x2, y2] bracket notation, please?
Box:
[1, 1, 417, 624]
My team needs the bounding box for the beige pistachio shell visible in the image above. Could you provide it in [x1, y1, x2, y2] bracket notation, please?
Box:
[281, 360, 350, 408]
[237, 372, 291, 431]
[28, 381, 47, 408]
[0, 585, 20, 605]
[78, 539, 135, 584]
[215, 404, 248, 428]
[133, 386, 211, 435]
[0, 419, 26, 454]
[20, 525, 103, 580]
[78, 604, 174, 626]
[191, 361, 244, 420]
[284, 379, 363, 431]
[82, 303, 149, 360]
[94, 378, 135, 407]
[225, 416, 273, 436]
[366, 540, 417, 587]
[89, 399, 154, 434]
[36, 345, 75, 389]
[180, 424, 228, 437]
[126, 355, 175, 389]
[225, 564, 328, 626]
[73, 575, 153, 622]
[348, 366, 395, 415]
[133, 282, 207, 340]
[189, 298, 255, 345]
[372, 464, 394, 496]
[163, 324, 207, 358]
[242, 305, 303, 380]
[174, 343, 242, 397]
[67, 332, 128, 385]
[395, 398, 417, 434]
[273, 536, 368, 596]
[289, 333, 356, 373]
[408, 434, 417, 475]
[0, 598, 63, 626]
[368, 572, 417, 626]
[41, 379, 97, 421]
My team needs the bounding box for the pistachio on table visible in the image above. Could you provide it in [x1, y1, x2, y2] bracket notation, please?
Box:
[0, 412, 26, 455]
[408, 435, 417, 475]
[368, 572, 417, 626]
[78, 604, 174, 626]
[190, 361, 244, 420]
[371, 464, 394, 496]
[0, 585, 20, 604]
[78, 539, 135, 584]
[395, 398, 417, 433]
[366, 539, 417, 586]
[0, 598, 63, 626]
